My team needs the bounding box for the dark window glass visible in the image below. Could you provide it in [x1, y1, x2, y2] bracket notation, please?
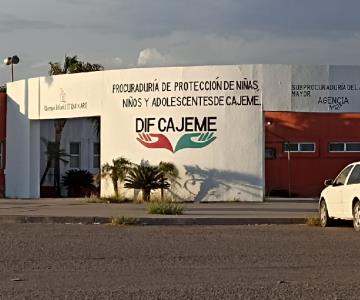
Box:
[346, 143, 360, 152]
[299, 143, 315, 152]
[93, 142, 100, 168]
[284, 143, 315, 152]
[265, 148, 276, 159]
[334, 165, 353, 186]
[70, 143, 80, 154]
[329, 143, 345, 152]
[283, 143, 298, 152]
[70, 142, 81, 168]
[347, 165, 360, 185]
[93, 142, 100, 155]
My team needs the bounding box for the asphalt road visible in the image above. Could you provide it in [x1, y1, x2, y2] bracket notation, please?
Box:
[0, 223, 359, 299]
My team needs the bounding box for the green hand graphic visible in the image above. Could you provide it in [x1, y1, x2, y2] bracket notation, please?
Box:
[174, 132, 216, 152]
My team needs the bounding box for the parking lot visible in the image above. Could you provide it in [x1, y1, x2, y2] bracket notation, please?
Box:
[0, 223, 359, 299]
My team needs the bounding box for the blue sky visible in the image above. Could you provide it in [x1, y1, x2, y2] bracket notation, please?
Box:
[1, 0, 360, 85]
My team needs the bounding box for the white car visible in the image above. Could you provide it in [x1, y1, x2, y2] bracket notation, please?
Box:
[320, 162, 360, 231]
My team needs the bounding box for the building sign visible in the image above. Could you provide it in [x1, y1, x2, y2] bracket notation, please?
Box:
[42, 88, 88, 113]
[290, 65, 360, 112]
[37, 74, 102, 119]
[135, 116, 217, 153]
[292, 83, 360, 111]
[112, 79, 261, 109]
[110, 76, 261, 154]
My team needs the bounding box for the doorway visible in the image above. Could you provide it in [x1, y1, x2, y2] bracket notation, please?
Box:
[39, 117, 100, 197]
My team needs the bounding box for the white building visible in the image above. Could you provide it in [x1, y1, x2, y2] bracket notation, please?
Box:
[6, 65, 360, 201]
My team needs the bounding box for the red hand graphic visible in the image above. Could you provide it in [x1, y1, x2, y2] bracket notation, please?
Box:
[136, 133, 174, 152]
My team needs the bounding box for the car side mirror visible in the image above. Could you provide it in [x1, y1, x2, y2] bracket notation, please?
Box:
[324, 179, 334, 186]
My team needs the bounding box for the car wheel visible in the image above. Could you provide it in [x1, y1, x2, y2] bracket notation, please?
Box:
[320, 200, 331, 227]
[353, 202, 360, 232]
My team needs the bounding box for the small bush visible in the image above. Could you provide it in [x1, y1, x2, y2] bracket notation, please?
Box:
[148, 201, 184, 215]
[62, 169, 95, 197]
[86, 195, 132, 204]
[110, 216, 139, 226]
[306, 216, 321, 226]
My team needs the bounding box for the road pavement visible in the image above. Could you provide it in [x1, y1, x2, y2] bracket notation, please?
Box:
[0, 223, 358, 299]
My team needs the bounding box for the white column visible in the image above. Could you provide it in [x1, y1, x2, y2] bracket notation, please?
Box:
[5, 80, 40, 198]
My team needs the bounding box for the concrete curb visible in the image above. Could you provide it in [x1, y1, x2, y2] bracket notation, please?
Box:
[0, 215, 308, 226]
[0, 215, 111, 224]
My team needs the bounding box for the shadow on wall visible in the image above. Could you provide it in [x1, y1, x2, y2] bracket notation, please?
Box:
[44, 75, 54, 86]
[177, 165, 262, 202]
[6, 92, 38, 198]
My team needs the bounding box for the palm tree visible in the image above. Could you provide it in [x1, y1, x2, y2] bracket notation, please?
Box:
[124, 164, 170, 202]
[48, 55, 104, 75]
[48, 55, 104, 195]
[158, 161, 180, 201]
[101, 157, 132, 197]
[61, 169, 95, 197]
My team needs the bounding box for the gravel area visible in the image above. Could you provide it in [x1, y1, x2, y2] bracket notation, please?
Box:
[0, 223, 359, 299]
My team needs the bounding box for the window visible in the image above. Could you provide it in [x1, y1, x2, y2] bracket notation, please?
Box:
[69, 142, 81, 168]
[347, 165, 360, 185]
[333, 165, 353, 186]
[329, 143, 345, 152]
[283, 142, 315, 152]
[93, 142, 100, 168]
[329, 142, 360, 152]
[265, 148, 276, 159]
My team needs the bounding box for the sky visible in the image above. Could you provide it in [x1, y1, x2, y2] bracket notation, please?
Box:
[1, 0, 360, 85]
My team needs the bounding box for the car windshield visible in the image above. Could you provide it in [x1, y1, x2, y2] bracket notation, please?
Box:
[347, 165, 360, 185]
[333, 165, 354, 186]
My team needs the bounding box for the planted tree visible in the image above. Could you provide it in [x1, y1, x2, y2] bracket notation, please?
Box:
[62, 169, 95, 197]
[101, 157, 132, 197]
[158, 161, 180, 200]
[48, 55, 104, 195]
[124, 164, 170, 202]
[49, 55, 104, 75]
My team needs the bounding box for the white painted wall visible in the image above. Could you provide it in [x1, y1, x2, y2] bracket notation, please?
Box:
[6, 80, 40, 198]
[101, 65, 263, 201]
[6, 64, 360, 200]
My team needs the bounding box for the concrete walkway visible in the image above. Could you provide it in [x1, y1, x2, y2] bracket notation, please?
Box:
[0, 198, 319, 225]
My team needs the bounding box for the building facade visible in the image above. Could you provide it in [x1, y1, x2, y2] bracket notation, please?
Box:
[5, 64, 360, 201]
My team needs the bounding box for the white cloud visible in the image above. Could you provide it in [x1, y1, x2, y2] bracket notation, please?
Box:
[137, 48, 173, 67]
[114, 57, 123, 65]
[2, 0, 360, 85]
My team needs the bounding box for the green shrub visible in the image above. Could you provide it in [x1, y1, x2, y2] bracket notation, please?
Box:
[147, 201, 184, 215]
[101, 157, 132, 198]
[61, 169, 96, 197]
[110, 216, 139, 226]
[124, 164, 170, 202]
[86, 195, 132, 204]
[305, 216, 321, 226]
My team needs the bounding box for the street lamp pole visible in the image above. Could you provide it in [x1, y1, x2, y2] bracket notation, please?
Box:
[4, 55, 20, 82]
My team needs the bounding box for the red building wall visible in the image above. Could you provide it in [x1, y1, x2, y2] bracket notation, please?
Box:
[265, 112, 360, 197]
[0, 93, 6, 197]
